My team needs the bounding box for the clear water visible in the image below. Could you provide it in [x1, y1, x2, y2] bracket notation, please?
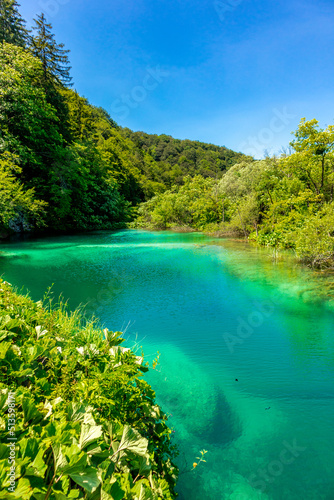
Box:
[1, 230, 334, 500]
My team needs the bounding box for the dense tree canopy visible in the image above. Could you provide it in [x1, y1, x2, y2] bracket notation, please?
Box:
[0, 35, 244, 235]
[136, 175, 225, 229]
[122, 129, 248, 187]
[0, 152, 46, 232]
[1, 1, 333, 268]
[0, 42, 132, 230]
[135, 119, 334, 268]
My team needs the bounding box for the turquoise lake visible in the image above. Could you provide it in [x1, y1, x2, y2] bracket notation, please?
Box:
[1, 229, 334, 499]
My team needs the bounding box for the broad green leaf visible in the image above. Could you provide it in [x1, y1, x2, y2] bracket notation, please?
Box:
[101, 480, 125, 500]
[0, 330, 9, 341]
[52, 443, 68, 472]
[83, 412, 96, 426]
[68, 467, 100, 493]
[20, 437, 39, 460]
[0, 417, 5, 431]
[79, 423, 103, 449]
[85, 443, 106, 457]
[0, 444, 8, 460]
[65, 402, 93, 423]
[135, 455, 151, 476]
[0, 389, 8, 411]
[62, 449, 87, 474]
[22, 398, 43, 424]
[7, 477, 31, 499]
[0, 342, 12, 359]
[101, 491, 113, 500]
[54, 493, 68, 500]
[131, 482, 156, 500]
[68, 491, 80, 498]
[54, 491, 80, 500]
[114, 425, 148, 460]
[28, 447, 48, 477]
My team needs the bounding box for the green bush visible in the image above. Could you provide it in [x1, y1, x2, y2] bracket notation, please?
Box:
[135, 175, 224, 230]
[0, 281, 178, 499]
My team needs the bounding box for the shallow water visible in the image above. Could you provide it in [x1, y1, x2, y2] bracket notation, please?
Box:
[1, 230, 334, 500]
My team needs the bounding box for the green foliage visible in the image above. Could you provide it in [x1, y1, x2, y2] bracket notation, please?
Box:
[121, 129, 248, 189]
[0, 152, 46, 231]
[0, 2, 246, 236]
[0, 43, 132, 232]
[218, 160, 265, 236]
[29, 13, 72, 88]
[0, 42, 63, 165]
[291, 204, 334, 267]
[216, 122, 334, 268]
[0, 0, 28, 47]
[289, 118, 334, 196]
[0, 280, 178, 498]
[4, 1, 333, 271]
[134, 118, 334, 268]
[135, 175, 225, 230]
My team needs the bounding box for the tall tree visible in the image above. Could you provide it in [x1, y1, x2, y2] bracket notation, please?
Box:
[288, 119, 334, 197]
[29, 14, 73, 142]
[29, 13, 72, 87]
[0, 0, 28, 47]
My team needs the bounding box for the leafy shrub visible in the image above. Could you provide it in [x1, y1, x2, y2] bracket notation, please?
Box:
[0, 281, 178, 499]
[293, 205, 334, 267]
[135, 175, 224, 230]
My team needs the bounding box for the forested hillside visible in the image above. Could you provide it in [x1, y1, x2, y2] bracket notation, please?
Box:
[121, 129, 247, 185]
[0, 1, 244, 235]
[136, 119, 334, 267]
[1, 0, 334, 270]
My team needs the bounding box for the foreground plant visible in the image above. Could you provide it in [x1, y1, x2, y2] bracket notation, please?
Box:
[0, 280, 178, 499]
[192, 450, 208, 471]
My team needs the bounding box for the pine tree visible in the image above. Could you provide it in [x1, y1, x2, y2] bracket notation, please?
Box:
[0, 0, 28, 47]
[29, 13, 72, 87]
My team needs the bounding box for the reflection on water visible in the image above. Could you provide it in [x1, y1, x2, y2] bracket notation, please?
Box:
[1, 230, 334, 500]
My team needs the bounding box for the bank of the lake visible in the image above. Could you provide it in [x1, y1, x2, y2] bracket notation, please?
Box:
[0, 279, 178, 498]
[1, 230, 334, 499]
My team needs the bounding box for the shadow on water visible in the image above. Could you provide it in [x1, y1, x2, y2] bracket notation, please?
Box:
[200, 387, 242, 447]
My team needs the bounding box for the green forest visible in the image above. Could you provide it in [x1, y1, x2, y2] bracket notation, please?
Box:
[2, 2, 334, 268]
[0, 1, 244, 236]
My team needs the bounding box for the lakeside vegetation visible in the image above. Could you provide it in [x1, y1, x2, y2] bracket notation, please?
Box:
[2, 2, 334, 268]
[135, 121, 334, 268]
[0, 279, 178, 498]
[0, 1, 243, 235]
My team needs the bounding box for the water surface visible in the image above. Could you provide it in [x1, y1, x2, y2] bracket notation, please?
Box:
[1, 230, 334, 500]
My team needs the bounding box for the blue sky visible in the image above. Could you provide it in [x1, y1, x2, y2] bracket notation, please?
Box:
[20, 0, 334, 157]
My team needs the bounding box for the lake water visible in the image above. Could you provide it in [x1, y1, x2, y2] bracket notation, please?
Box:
[1, 230, 334, 500]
